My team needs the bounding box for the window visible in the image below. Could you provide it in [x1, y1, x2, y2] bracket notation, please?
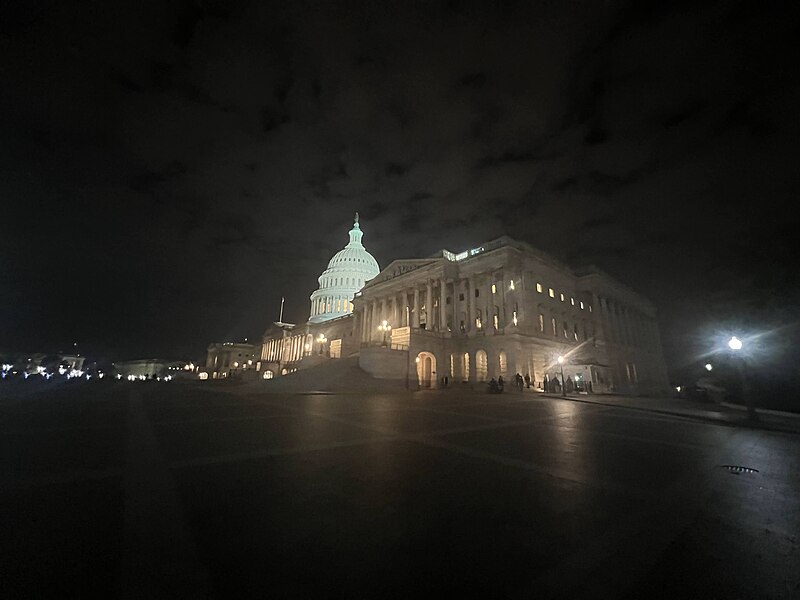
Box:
[536, 283, 543, 293]
[549, 288, 555, 298]
[538, 313, 544, 332]
[560, 293, 565, 302]
[563, 321, 568, 338]
[493, 313, 499, 330]
[491, 284, 497, 294]
[589, 305, 593, 312]
[450, 354, 455, 378]
[446, 296, 451, 305]
[476, 317, 482, 329]
[512, 311, 518, 326]
[580, 301, 585, 310]
[499, 351, 508, 376]
[571, 297, 575, 306]
[509, 280, 515, 290]
[475, 289, 480, 297]
[463, 353, 470, 381]
[551, 317, 557, 336]
[573, 324, 579, 341]
[459, 293, 464, 301]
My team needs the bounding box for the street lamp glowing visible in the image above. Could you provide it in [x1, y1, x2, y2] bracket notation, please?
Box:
[705, 363, 713, 371]
[728, 336, 742, 351]
[557, 355, 564, 364]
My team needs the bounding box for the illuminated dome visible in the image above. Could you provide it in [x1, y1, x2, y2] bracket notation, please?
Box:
[309, 213, 380, 323]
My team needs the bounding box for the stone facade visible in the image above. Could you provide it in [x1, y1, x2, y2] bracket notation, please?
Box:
[204, 342, 259, 379]
[352, 236, 669, 393]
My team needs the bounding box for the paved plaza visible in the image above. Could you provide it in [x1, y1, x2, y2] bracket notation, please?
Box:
[2, 382, 799, 598]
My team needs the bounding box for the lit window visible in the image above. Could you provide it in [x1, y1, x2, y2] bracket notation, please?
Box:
[580, 301, 584, 310]
[509, 280, 515, 290]
[491, 284, 497, 294]
[536, 283, 543, 293]
[570, 297, 575, 306]
[476, 317, 482, 329]
[551, 317, 557, 336]
[549, 288, 555, 298]
[512, 311, 518, 326]
[589, 305, 593, 312]
[493, 314, 499, 329]
[538, 313, 544, 332]
[560, 293, 565, 302]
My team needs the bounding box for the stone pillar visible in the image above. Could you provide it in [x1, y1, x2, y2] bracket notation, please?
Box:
[425, 280, 432, 328]
[413, 287, 420, 328]
[467, 276, 476, 331]
[452, 279, 460, 332]
[439, 278, 447, 331]
[485, 275, 493, 332]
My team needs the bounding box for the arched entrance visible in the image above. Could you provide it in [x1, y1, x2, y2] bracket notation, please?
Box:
[476, 350, 488, 382]
[416, 352, 436, 388]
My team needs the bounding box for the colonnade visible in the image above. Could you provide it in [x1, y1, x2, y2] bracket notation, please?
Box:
[310, 296, 353, 318]
[262, 332, 309, 365]
[358, 272, 518, 345]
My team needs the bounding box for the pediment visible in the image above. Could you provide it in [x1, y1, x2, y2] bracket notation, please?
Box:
[369, 259, 440, 285]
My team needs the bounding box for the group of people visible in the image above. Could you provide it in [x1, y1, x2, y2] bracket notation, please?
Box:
[488, 372, 532, 393]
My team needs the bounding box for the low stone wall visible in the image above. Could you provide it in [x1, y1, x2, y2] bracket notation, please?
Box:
[359, 347, 409, 380]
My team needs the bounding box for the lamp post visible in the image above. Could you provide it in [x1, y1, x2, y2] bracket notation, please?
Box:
[728, 336, 756, 421]
[378, 320, 391, 347]
[557, 355, 567, 398]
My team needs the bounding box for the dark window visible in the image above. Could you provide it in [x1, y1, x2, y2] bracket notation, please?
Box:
[446, 296, 451, 305]
[475, 289, 480, 297]
[459, 293, 464, 301]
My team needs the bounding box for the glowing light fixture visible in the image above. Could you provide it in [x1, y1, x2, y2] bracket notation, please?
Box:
[705, 363, 713, 371]
[728, 336, 742, 351]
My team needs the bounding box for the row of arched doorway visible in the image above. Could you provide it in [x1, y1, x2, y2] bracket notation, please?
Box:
[415, 349, 514, 388]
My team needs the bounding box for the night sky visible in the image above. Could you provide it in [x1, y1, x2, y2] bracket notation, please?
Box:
[1, 1, 798, 385]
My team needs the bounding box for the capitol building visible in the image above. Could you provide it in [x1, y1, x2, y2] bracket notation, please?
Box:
[255, 214, 669, 394]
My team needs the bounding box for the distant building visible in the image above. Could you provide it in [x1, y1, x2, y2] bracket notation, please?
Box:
[115, 359, 183, 380]
[204, 342, 259, 379]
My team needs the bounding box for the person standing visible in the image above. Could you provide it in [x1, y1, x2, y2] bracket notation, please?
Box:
[524, 373, 531, 388]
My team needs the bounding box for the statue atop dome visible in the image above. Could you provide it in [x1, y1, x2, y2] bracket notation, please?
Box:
[309, 213, 380, 323]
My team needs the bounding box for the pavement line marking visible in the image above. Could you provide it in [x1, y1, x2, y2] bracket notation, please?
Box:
[254, 399, 656, 496]
[167, 436, 396, 469]
[118, 391, 210, 599]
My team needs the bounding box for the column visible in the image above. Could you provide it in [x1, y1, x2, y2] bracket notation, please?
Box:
[452, 279, 460, 332]
[485, 275, 493, 332]
[413, 287, 420, 328]
[439, 278, 447, 331]
[426, 280, 432, 328]
[467, 276, 476, 331]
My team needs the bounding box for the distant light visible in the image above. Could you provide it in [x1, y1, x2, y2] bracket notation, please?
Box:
[728, 336, 742, 351]
[676, 386, 681, 392]
[557, 356, 564, 364]
[705, 363, 713, 371]
[98, 373, 105, 379]
[198, 372, 209, 380]
[415, 356, 420, 363]
[509, 280, 515, 290]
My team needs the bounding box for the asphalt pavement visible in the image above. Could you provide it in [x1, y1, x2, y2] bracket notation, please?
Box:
[2, 382, 798, 598]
